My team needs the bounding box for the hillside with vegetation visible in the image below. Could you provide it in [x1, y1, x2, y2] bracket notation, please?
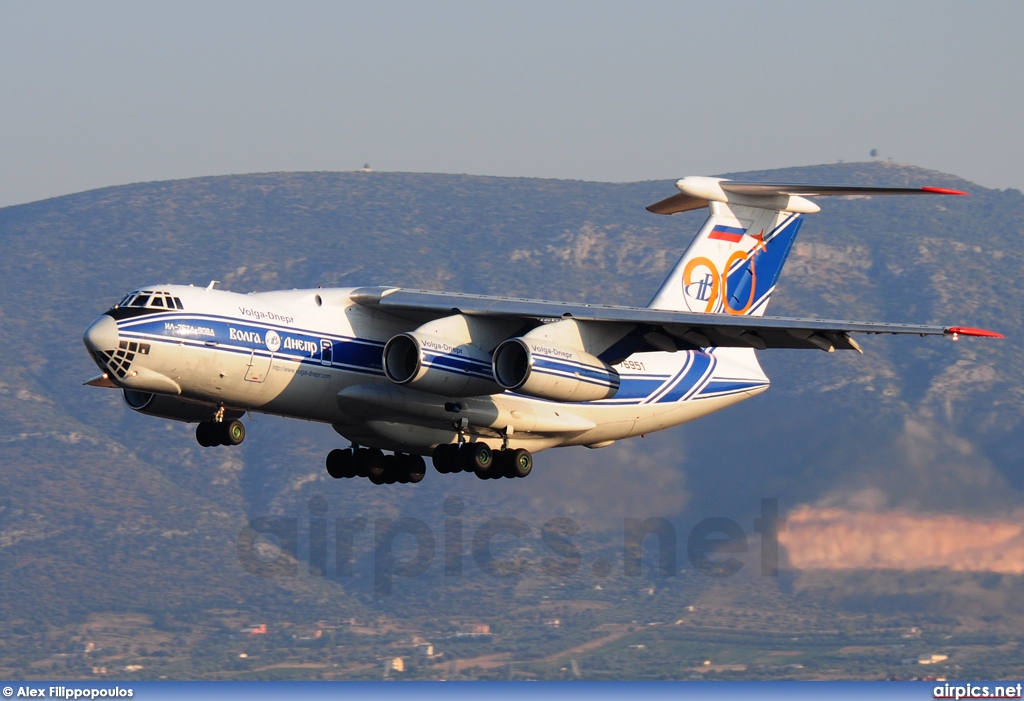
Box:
[0, 162, 1021, 679]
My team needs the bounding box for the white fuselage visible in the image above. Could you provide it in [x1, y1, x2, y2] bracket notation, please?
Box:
[87, 284, 770, 455]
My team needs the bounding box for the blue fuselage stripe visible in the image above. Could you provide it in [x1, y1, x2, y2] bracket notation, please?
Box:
[117, 312, 750, 406]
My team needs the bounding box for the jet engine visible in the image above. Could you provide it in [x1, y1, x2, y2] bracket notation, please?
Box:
[123, 390, 242, 423]
[383, 332, 503, 397]
[492, 338, 619, 402]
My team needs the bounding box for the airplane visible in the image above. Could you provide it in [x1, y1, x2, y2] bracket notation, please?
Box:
[82, 176, 1002, 485]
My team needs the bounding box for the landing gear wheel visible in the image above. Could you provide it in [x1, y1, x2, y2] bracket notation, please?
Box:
[461, 443, 493, 475]
[196, 421, 218, 447]
[352, 449, 370, 478]
[405, 454, 426, 484]
[326, 448, 353, 479]
[223, 419, 245, 446]
[432, 444, 457, 474]
[448, 444, 464, 473]
[494, 449, 514, 478]
[509, 448, 533, 478]
[358, 448, 386, 482]
[382, 455, 400, 485]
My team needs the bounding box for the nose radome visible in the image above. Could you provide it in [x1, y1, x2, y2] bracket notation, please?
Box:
[83, 314, 119, 353]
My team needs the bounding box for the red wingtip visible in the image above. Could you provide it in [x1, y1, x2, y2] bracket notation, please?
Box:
[946, 326, 1004, 338]
[922, 186, 969, 196]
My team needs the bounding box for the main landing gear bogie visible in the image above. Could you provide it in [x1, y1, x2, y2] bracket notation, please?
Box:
[432, 443, 532, 480]
[326, 447, 427, 485]
[195, 419, 246, 447]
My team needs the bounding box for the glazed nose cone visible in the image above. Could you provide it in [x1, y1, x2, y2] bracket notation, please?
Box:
[83, 314, 119, 353]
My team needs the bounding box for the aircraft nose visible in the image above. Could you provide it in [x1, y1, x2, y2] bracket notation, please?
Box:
[83, 314, 119, 353]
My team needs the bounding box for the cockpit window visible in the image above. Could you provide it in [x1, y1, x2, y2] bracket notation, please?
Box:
[112, 289, 183, 312]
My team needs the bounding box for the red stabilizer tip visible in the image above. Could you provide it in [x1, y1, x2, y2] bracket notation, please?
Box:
[947, 327, 1004, 338]
[921, 186, 969, 196]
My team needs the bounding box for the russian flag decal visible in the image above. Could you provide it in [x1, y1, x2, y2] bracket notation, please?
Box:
[707, 225, 746, 243]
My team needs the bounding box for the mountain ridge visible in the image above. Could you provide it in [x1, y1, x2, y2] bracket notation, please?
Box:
[0, 161, 1021, 678]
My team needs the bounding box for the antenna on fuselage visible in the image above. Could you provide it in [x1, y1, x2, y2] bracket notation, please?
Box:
[206, 281, 220, 290]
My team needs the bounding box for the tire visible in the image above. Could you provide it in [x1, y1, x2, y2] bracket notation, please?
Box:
[405, 454, 426, 484]
[352, 449, 370, 478]
[493, 461, 509, 479]
[223, 419, 245, 446]
[355, 448, 384, 479]
[382, 455, 400, 484]
[447, 444, 463, 472]
[196, 422, 217, 447]
[460, 442, 493, 475]
[509, 448, 533, 478]
[341, 449, 357, 478]
[326, 448, 352, 479]
[364, 448, 386, 481]
[493, 449, 514, 478]
[432, 444, 455, 474]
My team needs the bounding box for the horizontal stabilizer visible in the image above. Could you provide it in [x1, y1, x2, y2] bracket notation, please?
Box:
[647, 176, 968, 215]
[645, 192, 709, 215]
[718, 183, 968, 198]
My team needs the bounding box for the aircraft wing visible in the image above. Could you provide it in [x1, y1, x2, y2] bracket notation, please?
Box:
[351, 287, 1001, 356]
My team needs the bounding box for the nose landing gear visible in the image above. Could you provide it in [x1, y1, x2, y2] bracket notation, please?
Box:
[195, 419, 246, 447]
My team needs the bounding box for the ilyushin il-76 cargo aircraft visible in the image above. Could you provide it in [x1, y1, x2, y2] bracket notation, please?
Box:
[83, 177, 1001, 484]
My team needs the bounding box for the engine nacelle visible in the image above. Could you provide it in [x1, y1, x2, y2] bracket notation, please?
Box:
[492, 338, 619, 402]
[382, 332, 503, 397]
[123, 390, 242, 423]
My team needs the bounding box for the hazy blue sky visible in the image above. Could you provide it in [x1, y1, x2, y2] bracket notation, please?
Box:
[2, 1, 1022, 208]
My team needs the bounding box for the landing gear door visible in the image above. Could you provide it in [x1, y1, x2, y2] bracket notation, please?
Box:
[320, 340, 333, 367]
[245, 350, 272, 383]
[246, 329, 280, 383]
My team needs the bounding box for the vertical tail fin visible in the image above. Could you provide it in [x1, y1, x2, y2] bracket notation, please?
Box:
[647, 191, 803, 316]
[646, 176, 968, 316]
